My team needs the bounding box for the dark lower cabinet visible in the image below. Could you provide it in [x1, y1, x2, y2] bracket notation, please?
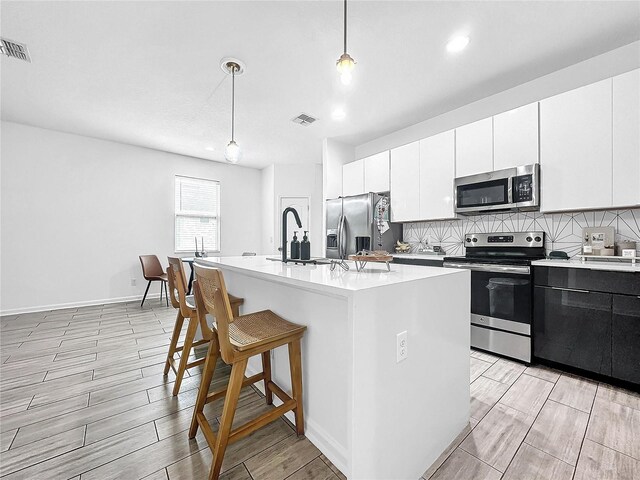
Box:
[533, 286, 612, 376]
[534, 266, 640, 386]
[612, 294, 640, 384]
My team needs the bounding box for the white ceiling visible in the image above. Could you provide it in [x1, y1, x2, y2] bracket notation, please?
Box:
[2, 1, 639, 169]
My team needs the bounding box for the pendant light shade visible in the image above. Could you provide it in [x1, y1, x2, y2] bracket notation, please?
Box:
[220, 58, 245, 164]
[336, 0, 355, 85]
[224, 140, 240, 163]
[336, 53, 355, 85]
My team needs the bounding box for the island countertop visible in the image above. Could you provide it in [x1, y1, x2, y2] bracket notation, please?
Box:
[195, 255, 464, 296]
[194, 254, 470, 479]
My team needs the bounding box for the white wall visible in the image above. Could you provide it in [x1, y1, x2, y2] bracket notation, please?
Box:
[261, 164, 275, 255]
[322, 138, 355, 201]
[321, 139, 355, 254]
[0, 122, 263, 314]
[355, 41, 640, 158]
[261, 164, 323, 257]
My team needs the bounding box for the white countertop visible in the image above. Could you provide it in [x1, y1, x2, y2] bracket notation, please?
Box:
[195, 255, 463, 296]
[532, 258, 640, 273]
[392, 253, 445, 261]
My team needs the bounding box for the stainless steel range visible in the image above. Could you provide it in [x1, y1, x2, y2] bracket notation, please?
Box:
[443, 232, 546, 363]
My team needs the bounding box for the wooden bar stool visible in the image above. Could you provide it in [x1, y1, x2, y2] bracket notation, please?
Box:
[164, 257, 244, 396]
[189, 264, 306, 480]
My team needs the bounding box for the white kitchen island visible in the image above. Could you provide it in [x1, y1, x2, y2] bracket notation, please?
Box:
[197, 255, 470, 480]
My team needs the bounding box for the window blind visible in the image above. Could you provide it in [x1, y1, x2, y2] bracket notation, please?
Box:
[175, 176, 220, 252]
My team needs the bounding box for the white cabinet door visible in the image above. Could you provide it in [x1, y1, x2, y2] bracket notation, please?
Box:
[419, 130, 456, 220]
[455, 117, 493, 177]
[540, 79, 612, 212]
[364, 151, 390, 193]
[342, 159, 365, 196]
[390, 142, 420, 222]
[613, 69, 640, 207]
[493, 102, 539, 170]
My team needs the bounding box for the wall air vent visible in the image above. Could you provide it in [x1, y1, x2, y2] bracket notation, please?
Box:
[291, 113, 317, 126]
[1, 37, 31, 62]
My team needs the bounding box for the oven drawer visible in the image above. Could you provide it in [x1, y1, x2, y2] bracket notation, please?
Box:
[471, 325, 531, 363]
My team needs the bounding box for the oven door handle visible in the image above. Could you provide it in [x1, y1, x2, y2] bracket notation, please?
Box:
[443, 262, 530, 275]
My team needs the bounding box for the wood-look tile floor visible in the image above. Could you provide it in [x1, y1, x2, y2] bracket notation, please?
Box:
[0, 300, 638, 479]
[424, 354, 640, 480]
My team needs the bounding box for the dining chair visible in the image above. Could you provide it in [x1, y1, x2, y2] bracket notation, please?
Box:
[139, 255, 168, 307]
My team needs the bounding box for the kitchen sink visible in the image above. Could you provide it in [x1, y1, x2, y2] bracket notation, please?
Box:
[265, 257, 332, 265]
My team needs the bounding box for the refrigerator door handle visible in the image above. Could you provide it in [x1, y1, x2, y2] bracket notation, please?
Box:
[338, 215, 347, 259]
[336, 214, 342, 258]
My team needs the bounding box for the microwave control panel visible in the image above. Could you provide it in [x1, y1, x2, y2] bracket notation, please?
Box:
[513, 174, 533, 202]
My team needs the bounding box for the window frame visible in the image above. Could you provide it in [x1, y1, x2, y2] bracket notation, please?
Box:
[174, 175, 221, 254]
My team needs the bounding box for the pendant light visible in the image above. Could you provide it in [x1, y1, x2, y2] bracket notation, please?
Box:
[336, 0, 355, 85]
[220, 58, 245, 163]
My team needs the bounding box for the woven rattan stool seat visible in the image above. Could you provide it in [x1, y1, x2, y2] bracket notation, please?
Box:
[228, 310, 306, 351]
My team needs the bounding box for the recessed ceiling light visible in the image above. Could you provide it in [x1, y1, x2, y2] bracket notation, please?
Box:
[332, 107, 346, 121]
[446, 35, 470, 53]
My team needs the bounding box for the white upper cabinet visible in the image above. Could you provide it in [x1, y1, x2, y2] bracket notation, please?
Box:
[540, 78, 613, 212]
[342, 159, 365, 197]
[613, 68, 640, 207]
[363, 151, 390, 193]
[455, 117, 493, 177]
[390, 142, 420, 222]
[493, 102, 539, 170]
[419, 130, 456, 220]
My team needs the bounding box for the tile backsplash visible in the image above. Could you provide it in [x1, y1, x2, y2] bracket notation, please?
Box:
[402, 209, 640, 257]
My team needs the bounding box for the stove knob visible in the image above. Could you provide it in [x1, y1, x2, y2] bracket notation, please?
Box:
[466, 238, 471, 243]
[526, 236, 533, 242]
[472, 238, 478, 242]
[535, 236, 542, 243]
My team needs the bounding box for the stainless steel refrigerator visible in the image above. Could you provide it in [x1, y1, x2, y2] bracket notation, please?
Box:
[325, 193, 402, 259]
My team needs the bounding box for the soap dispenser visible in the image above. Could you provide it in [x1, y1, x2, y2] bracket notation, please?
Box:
[301, 231, 311, 260]
[291, 231, 301, 259]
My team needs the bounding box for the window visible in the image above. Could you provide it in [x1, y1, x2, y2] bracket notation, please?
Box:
[175, 176, 220, 252]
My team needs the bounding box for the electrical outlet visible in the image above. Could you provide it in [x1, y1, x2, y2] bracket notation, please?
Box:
[131, 279, 136, 287]
[397, 331, 408, 363]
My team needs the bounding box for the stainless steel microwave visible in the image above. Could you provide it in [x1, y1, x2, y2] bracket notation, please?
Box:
[454, 164, 539, 214]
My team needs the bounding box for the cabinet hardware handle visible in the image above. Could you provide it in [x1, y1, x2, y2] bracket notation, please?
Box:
[550, 286, 589, 294]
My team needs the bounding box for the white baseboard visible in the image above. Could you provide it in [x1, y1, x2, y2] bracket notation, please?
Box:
[245, 363, 349, 476]
[0, 292, 166, 316]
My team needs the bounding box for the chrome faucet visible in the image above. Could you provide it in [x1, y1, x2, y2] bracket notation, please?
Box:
[282, 207, 303, 262]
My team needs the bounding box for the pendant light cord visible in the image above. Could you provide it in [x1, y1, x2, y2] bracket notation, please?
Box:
[231, 65, 236, 142]
[343, 0, 347, 54]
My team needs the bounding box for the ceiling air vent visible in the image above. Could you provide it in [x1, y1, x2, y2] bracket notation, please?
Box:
[291, 113, 317, 126]
[1, 37, 31, 62]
